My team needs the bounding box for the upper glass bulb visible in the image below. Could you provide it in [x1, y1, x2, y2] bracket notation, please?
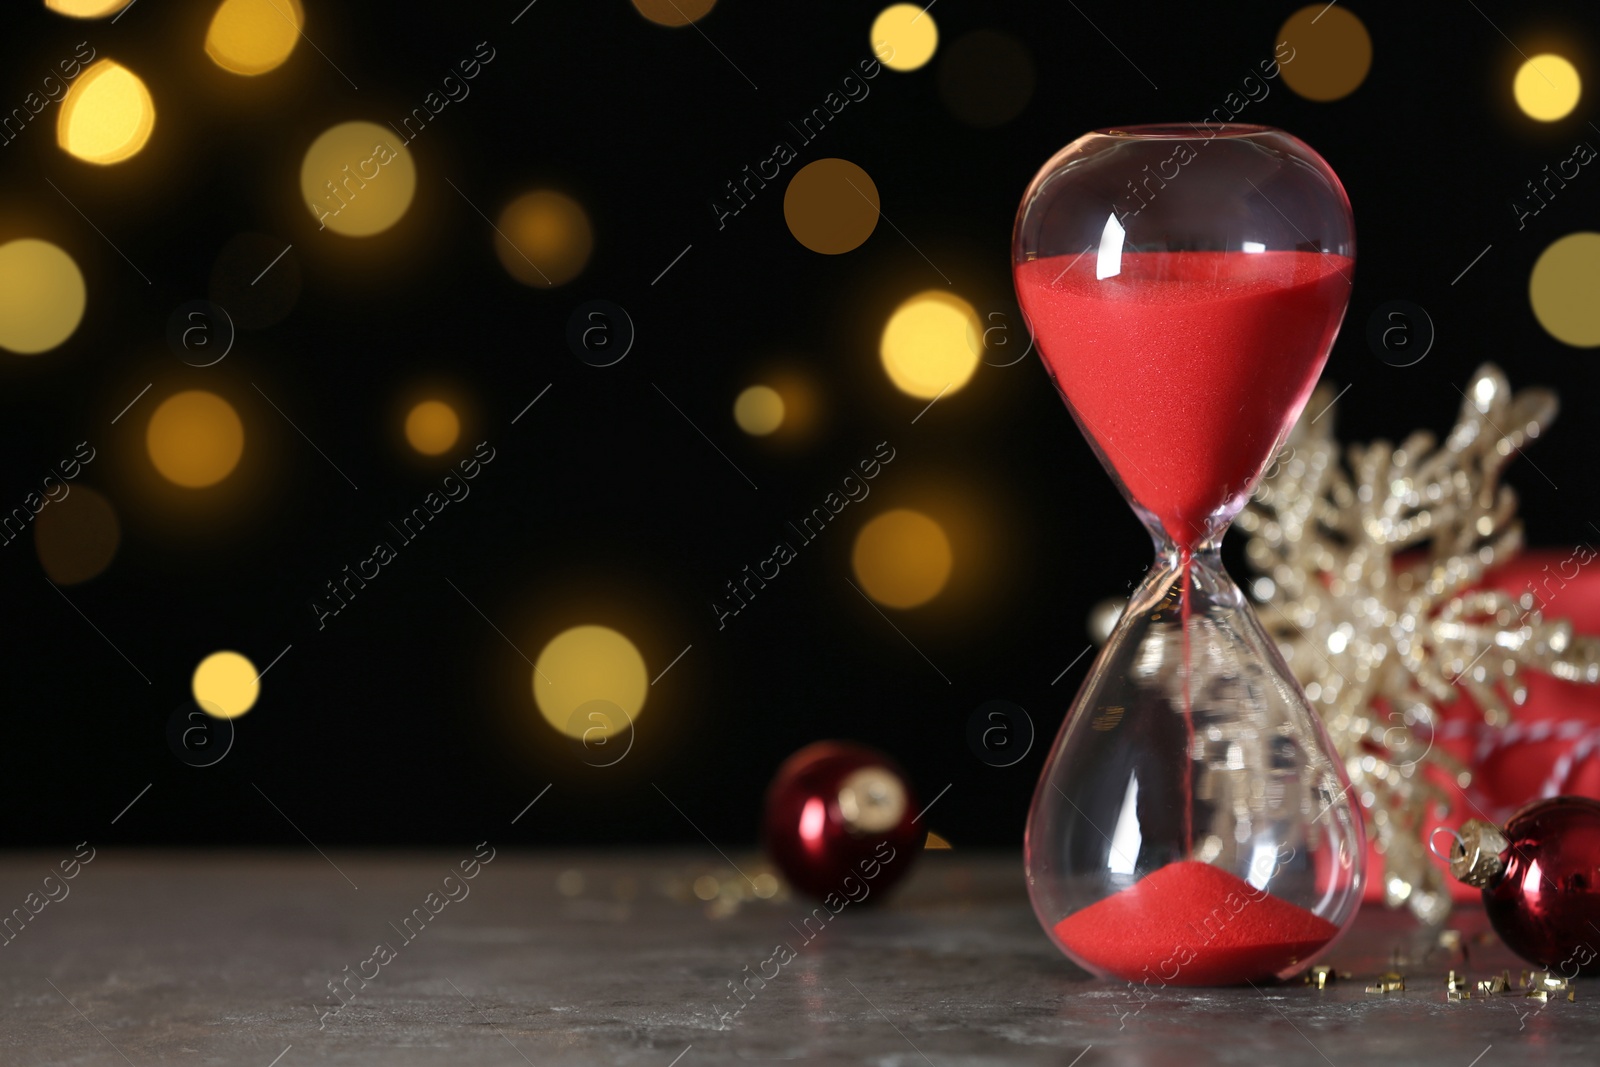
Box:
[1014, 123, 1354, 552]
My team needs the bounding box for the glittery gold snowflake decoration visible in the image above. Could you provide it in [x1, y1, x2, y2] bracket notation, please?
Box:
[1237, 363, 1600, 924]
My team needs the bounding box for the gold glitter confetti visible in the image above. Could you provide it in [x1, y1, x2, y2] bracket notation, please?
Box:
[1367, 972, 1406, 994]
[1535, 971, 1569, 991]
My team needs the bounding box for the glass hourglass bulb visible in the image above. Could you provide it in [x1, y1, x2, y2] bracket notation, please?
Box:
[1012, 125, 1364, 985]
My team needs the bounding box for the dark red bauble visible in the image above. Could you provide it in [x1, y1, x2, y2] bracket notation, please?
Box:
[1451, 796, 1600, 976]
[762, 741, 922, 903]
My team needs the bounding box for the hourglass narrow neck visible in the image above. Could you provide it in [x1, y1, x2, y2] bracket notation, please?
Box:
[1149, 520, 1223, 573]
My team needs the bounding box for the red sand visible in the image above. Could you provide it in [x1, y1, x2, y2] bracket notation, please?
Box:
[1015, 251, 1350, 550]
[1052, 860, 1339, 985]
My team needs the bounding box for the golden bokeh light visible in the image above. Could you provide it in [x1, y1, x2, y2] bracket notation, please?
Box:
[300, 121, 417, 237]
[733, 385, 785, 436]
[192, 650, 260, 719]
[147, 390, 245, 488]
[494, 190, 593, 288]
[206, 0, 304, 76]
[405, 399, 461, 455]
[1515, 54, 1582, 122]
[631, 0, 716, 26]
[0, 239, 86, 355]
[1530, 232, 1600, 347]
[1277, 5, 1372, 102]
[533, 625, 648, 740]
[57, 59, 155, 165]
[853, 508, 953, 609]
[880, 290, 982, 399]
[44, 0, 135, 17]
[871, 4, 938, 72]
[938, 29, 1036, 127]
[35, 485, 119, 585]
[784, 158, 880, 254]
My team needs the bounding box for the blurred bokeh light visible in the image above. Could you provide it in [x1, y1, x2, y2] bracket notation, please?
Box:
[733, 385, 785, 436]
[1530, 232, 1600, 347]
[494, 190, 593, 288]
[631, 0, 716, 27]
[146, 390, 245, 488]
[871, 4, 938, 72]
[1276, 5, 1371, 102]
[852, 508, 953, 608]
[405, 399, 461, 455]
[533, 625, 648, 739]
[43, 0, 135, 18]
[937, 30, 1035, 127]
[0, 239, 85, 355]
[1515, 54, 1581, 121]
[206, 0, 303, 76]
[210, 232, 302, 329]
[57, 59, 155, 165]
[34, 485, 119, 585]
[300, 121, 417, 237]
[192, 650, 260, 719]
[880, 290, 981, 399]
[783, 158, 879, 254]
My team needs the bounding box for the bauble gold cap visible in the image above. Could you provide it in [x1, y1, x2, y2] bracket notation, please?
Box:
[1450, 819, 1510, 888]
[836, 766, 906, 834]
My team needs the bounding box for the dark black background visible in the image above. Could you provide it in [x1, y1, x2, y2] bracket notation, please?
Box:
[1, 0, 1596, 849]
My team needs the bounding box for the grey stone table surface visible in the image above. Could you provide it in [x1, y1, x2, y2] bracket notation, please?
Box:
[1, 848, 1591, 1066]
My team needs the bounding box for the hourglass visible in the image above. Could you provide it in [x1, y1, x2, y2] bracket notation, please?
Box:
[1013, 125, 1365, 985]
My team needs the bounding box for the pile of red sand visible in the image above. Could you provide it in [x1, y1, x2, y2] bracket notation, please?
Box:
[1052, 860, 1338, 985]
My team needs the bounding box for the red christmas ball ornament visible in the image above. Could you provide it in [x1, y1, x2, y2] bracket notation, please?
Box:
[763, 741, 921, 902]
[1446, 796, 1600, 976]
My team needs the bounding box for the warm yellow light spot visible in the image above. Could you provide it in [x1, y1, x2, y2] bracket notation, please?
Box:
[734, 385, 785, 436]
[44, 0, 134, 17]
[784, 158, 880, 254]
[631, 0, 716, 26]
[871, 4, 938, 72]
[405, 399, 460, 455]
[57, 59, 155, 165]
[1515, 54, 1582, 122]
[0, 240, 86, 355]
[533, 625, 648, 739]
[1277, 5, 1372, 102]
[300, 121, 417, 237]
[35, 485, 119, 585]
[924, 831, 953, 849]
[206, 0, 303, 76]
[880, 290, 981, 399]
[192, 650, 260, 719]
[1530, 232, 1600, 347]
[147, 390, 245, 488]
[494, 190, 593, 288]
[852, 508, 952, 608]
